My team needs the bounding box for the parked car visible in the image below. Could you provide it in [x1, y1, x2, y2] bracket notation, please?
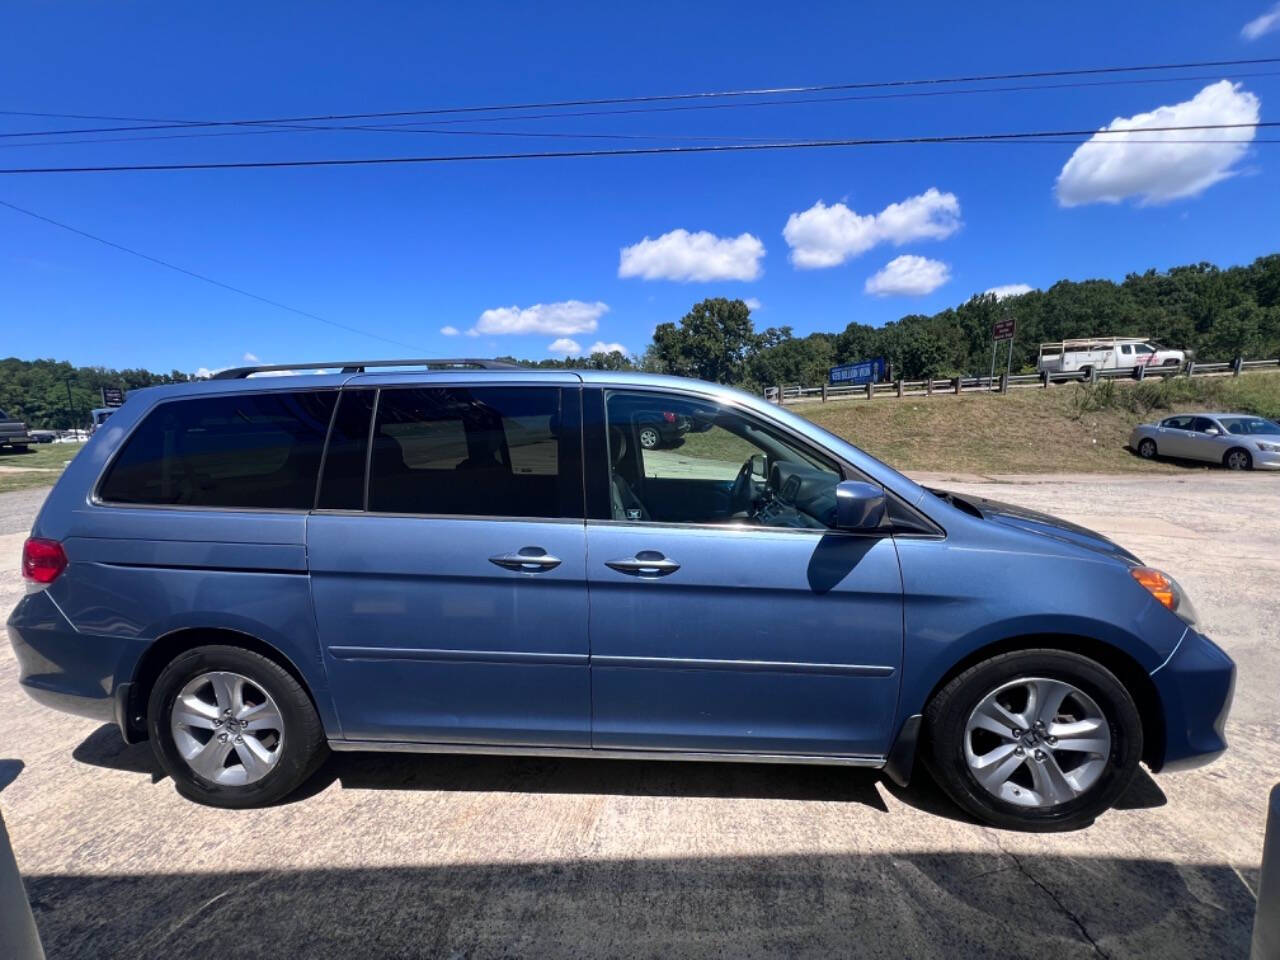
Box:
[29, 430, 57, 444]
[8, 359, 1234, 831]
[1130, 413, 1280, 471]
[1037, 338, 1186, 380]
[0, 408, 31, 452]
[632, 406, 690, 449]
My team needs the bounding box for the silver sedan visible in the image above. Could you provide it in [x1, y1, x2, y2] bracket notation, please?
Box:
[1130, 412, 1280, 470]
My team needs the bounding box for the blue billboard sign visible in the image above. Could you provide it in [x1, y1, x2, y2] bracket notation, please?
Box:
[829, 357, 887, 385]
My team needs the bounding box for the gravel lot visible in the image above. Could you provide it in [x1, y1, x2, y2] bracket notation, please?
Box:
[1, 474, 1276, 959]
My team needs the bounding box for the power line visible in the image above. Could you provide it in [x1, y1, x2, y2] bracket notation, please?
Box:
[0, 121, 1270, 175]
[0, 198, 423, 350]
[2, 56, 1276, 140]
[6, 69, 1278, 151]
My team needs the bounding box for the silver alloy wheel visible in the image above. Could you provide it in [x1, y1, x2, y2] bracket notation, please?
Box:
[170, 671, 284, 786]
[1226, 450, 1250, 470]
[1138, 439, 1156, 459]
[963, 676, 1111, 809]
[639, 426, 660, 449]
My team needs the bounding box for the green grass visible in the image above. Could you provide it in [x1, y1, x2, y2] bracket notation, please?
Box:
[793, 369, 1280, 476]
[0, 442, 85, 493]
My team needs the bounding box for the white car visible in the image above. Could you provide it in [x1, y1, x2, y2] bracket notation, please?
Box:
[1130, 413, 1280, 470]
[1038, 338, 1185, 379]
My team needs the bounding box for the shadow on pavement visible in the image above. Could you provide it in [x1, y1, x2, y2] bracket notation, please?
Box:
[0, 759, 22, 792]
[71, 722, 1168, 819]
[24, 851, 1258, 959]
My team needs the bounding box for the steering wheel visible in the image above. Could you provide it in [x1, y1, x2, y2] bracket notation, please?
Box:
[729, 456, 757, 515]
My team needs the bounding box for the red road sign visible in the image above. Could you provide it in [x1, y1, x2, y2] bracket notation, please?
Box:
[992, 317, 1016, 341]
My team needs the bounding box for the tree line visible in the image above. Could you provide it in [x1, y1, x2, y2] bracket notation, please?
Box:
[4, 254, 1277, 427]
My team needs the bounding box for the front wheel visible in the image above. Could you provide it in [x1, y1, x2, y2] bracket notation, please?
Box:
[147, 645, 328, 808]
[923, 650, 1142, 831]
[1224, 448, 1252, 471]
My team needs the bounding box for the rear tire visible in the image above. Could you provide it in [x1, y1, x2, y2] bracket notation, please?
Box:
[1137, 438, 1157, 460]
[922, 649, 1142, 831]
[1224, 448, 1252, 471]
[147, 644, 328, 808]
[638, 425, 661, 450]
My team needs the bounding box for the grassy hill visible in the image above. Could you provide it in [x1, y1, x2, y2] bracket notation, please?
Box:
[797, 369, 1280, 476]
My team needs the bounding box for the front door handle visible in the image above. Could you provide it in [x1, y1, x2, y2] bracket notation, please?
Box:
[605, 551, 681, 577]
[489, 547, 562, 573]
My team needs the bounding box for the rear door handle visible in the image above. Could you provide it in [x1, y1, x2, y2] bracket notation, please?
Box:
[489, 548, 562, 573]
[605, 551, 680, 577]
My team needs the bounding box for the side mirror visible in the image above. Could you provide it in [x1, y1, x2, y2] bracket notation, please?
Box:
[749, 453, 768, 479]
[1204, 427, 1221, 436]
[834, 481, 887, 533]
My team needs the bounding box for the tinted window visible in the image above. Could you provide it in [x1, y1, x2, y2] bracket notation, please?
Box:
[1191, 417, 1218, 433]
[368, 387, 571, 518]
[99, 391, 336, 508]
[1221, 417, 1280, 435]
[316, 390, 375, 510]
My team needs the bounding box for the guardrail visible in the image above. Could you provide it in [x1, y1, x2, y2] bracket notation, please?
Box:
[765, 357, 1280, 405]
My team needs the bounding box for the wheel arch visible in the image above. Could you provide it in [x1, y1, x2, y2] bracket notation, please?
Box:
[919, 633, 1166, 771]
[122, 627, 321, 744]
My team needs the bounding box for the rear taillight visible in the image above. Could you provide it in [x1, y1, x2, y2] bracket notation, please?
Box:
[22, 537, 67, 585]
[662, 411, 676, 423]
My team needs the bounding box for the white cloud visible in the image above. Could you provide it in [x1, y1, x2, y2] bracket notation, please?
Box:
[440, 325, 459, 336]
[473, 300, 608, 336]
[985, 284, 1034, 300]
[195, 367, 215, 379]
[1243, 3, 1280, 40]
[618, 229, 765, 282]
[243, 352, 261, 363]
[782, 188, 961, 269]
[1054, 81, 1260, 207]
[548, 337, 582, 355]
[865, 255, 951, 297]
[588, 341, 628, 355]
[743, 297, 763, 311]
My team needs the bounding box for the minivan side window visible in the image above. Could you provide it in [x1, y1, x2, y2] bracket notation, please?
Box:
[99, 391, 336, 509]
[366, 387, 573, 518]
[602, 390, 843, 529]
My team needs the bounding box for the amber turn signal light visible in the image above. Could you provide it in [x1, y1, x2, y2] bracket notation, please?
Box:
[1130, 566, 1176, 611]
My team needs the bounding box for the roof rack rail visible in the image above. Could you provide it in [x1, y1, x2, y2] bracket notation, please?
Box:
[211, 358, 522, 379]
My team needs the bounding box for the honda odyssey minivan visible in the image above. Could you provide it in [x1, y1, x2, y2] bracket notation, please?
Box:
[7, 359, 1235, 830]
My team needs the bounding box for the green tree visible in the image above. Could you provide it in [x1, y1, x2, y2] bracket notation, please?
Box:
[650, 297, 763, 383]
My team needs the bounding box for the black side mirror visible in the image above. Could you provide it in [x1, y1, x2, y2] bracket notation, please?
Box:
[834, 481, 887, 533]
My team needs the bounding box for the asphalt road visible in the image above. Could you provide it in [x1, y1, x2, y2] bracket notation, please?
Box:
[0, 474, 1275, 959]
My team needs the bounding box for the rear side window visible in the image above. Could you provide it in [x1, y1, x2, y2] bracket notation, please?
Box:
[367, 386, 571, 518]
[99, 391, 336, 509]
[316, 390, 375, 510]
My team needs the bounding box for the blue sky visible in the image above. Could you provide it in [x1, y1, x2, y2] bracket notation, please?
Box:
[3, 1, 1280, 374]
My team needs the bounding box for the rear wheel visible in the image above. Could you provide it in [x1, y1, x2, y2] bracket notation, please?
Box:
[638, 425, 661, 450]
[147, 644, 328, 808]
[1224, 448, 1252, 471]
[923, 650, 1142, 831]
[1137, 438, 1157, 460]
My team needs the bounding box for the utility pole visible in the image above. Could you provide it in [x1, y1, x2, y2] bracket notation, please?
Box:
[63, 377, 76, 433]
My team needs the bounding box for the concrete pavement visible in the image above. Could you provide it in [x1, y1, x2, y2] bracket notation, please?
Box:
[0, 476, 1274, 958]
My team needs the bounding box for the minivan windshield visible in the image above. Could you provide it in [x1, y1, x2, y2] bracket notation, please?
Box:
[1219, 416, 1280, 435]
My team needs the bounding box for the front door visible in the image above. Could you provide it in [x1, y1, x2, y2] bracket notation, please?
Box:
[585, 388, 904, 758]
[308, 383, 591, 746]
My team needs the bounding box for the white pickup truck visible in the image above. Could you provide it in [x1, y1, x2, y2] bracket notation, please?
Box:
[1037, 337, 1186, 379]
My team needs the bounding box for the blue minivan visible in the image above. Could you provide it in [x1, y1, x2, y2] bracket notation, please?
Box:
[8, 359, 1235, 830]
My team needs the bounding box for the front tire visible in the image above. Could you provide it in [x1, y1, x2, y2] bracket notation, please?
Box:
[1224, 448, 1252, 471]
[147, 644, 328, 808]
[923, 650, 1142, 831]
